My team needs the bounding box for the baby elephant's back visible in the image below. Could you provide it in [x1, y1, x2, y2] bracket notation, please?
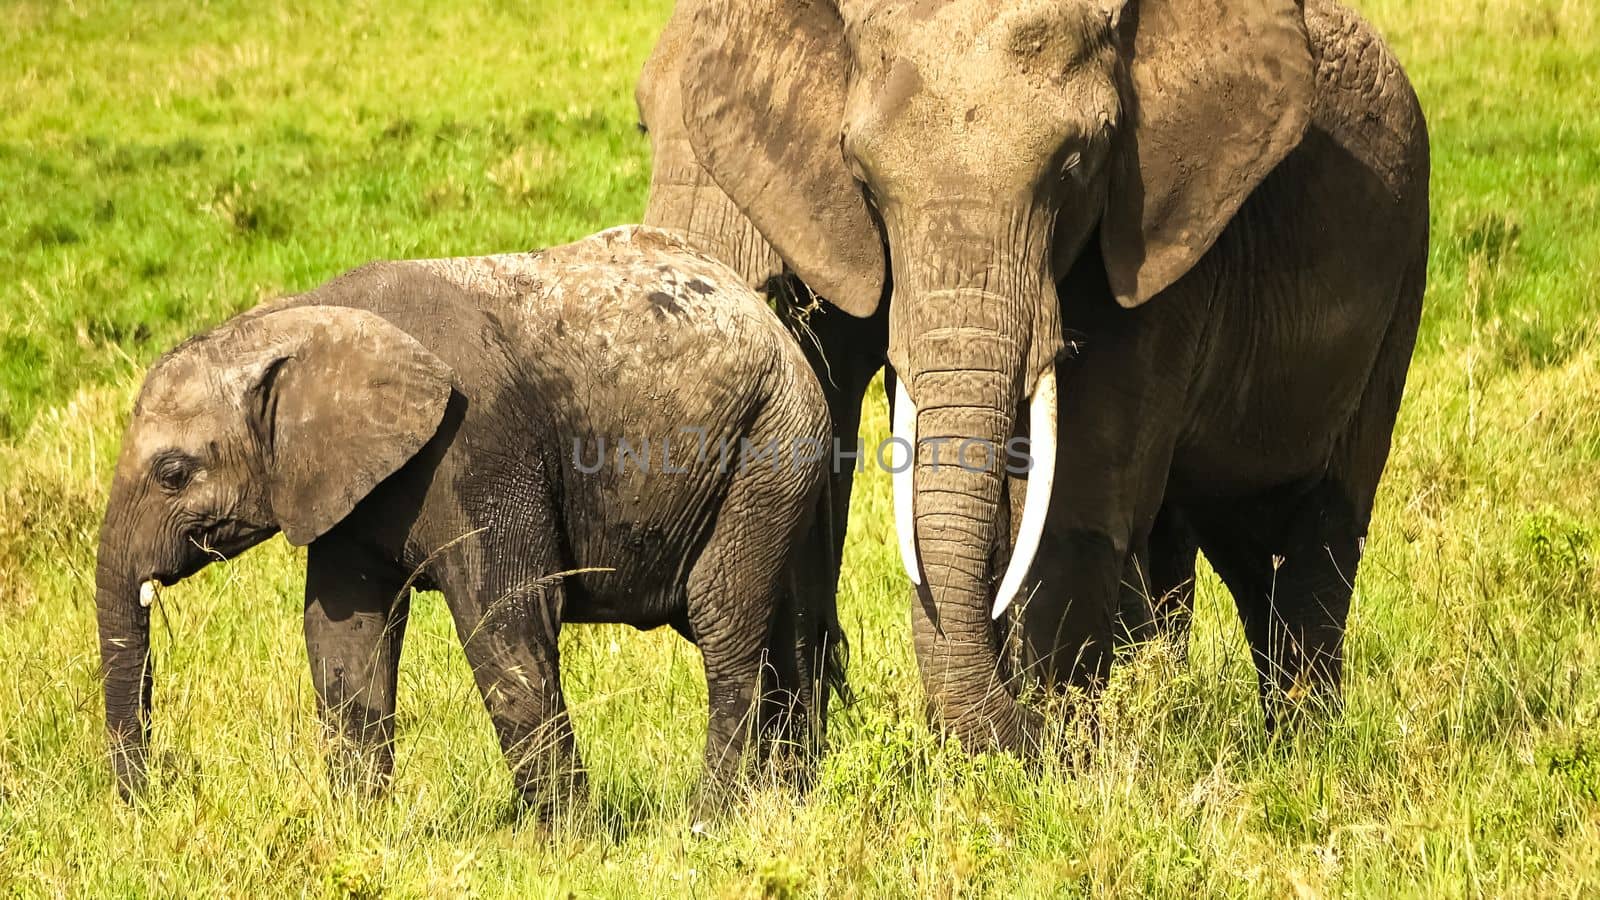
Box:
[539, 226, 817, 438]
[412, 225, 807, 433]
[534, 225, 790, 399]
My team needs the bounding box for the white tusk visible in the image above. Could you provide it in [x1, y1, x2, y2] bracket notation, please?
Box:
[138, 580, 160, 609]
[993, 367, 1058, 619]
[892, 378, 921, 586]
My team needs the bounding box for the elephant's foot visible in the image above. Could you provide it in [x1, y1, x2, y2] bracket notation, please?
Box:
[513, 762, 588, 824]
[1261, 667, 1345, 740]
[109, 738, 151, 804]
[1027, 688, 1104, 769]
[324, 738, 395, 799]
[1016, 702, 1047, 755]
[687, 774, 746, 835]
[752, 739, 819, 796]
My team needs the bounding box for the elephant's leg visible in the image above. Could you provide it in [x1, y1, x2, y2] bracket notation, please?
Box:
[781, 291, 886, 571]
[1017, 349, 1187, 703]
[685, 449, 818, 815]
[684, 549, 776, 817]
[1200, 259, 1421, 731]
[1118, 503, 1200, 653]
[1272, 282, 1420, 727]
[752, 583, 816, 784]
[1009, 254, 1207, 717]
[1148, 505, 1201, 645]
[304, 538, 409, 795]
[1189, 481, 1363, 731]
[1018, 527, 1122, 697]
[442, 541, 582, 819]
[755, 587, 805, 762]
[1115, 536, 1155, 649]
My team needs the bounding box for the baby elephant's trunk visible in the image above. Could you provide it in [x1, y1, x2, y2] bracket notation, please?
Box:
[94, 512, 154, 802]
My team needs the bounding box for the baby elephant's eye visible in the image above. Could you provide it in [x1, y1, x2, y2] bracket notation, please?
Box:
[153, 454, 197, 492]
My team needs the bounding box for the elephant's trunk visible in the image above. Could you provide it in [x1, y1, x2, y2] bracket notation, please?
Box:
[644, 140, 784, 288]
[887, 203, 1063, 752]
[905, 340, 1024, 750]
[94, 491, 155, 802]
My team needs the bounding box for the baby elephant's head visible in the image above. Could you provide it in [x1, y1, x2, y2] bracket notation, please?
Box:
[95, 303, 452, 802]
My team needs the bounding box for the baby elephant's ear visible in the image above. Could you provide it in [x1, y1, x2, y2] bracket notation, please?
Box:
[246, 306, 453, 546]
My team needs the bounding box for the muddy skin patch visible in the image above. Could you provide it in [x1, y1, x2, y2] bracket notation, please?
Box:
[646, 290, 685, 320]
[879, 58, 924, 121]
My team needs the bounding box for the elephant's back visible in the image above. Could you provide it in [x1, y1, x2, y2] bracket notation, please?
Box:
[527, 224, 791, 356]
[527, 225, 797, 423]
[398, 226, 791, 391]
[466, 227, 823, 623]
[1303, 0, 1429, 204]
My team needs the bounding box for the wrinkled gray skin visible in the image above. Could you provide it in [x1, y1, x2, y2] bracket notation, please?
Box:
[96, 226, 840, 813]
[639, 0, 1429, 751]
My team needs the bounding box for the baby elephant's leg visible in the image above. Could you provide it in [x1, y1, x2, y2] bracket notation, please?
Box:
[686, 435, 824, 817]
[303, 539, 410, 795]
[444, 546, 583, 821]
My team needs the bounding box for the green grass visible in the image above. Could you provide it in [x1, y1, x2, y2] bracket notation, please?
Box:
[2, 0, 1599, 894]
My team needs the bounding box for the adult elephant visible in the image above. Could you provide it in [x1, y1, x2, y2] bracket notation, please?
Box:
[637, 0, 1429, 752]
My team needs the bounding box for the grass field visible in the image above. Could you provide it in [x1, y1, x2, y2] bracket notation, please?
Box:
[3, 0, 1599, 895]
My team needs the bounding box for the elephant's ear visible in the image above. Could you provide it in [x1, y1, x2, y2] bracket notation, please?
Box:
[637, 0, 784, 288]
[680, 0, 886, 317]
[247, 306, 453, 546]
[1099, 0, 1315, 307]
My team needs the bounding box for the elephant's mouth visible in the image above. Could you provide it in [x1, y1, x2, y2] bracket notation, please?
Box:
[142, 564, 192, 592]
[148, 523, 277, 587]
[197, 526, 275, 562]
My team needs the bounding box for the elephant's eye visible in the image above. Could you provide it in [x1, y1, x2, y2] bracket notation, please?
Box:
[152, 453, 197, 492]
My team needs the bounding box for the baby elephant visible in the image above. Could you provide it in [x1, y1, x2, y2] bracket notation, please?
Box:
[95, 225, 842, 816]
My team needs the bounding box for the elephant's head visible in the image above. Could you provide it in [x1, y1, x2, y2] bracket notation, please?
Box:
[95, 304, 451, 800]
[677, 0, 1315, 749]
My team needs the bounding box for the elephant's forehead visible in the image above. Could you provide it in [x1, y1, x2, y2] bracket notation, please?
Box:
[135, 355, 233, 426]
[121, 401, 222, 464]
[856, 0, 1109, 66]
